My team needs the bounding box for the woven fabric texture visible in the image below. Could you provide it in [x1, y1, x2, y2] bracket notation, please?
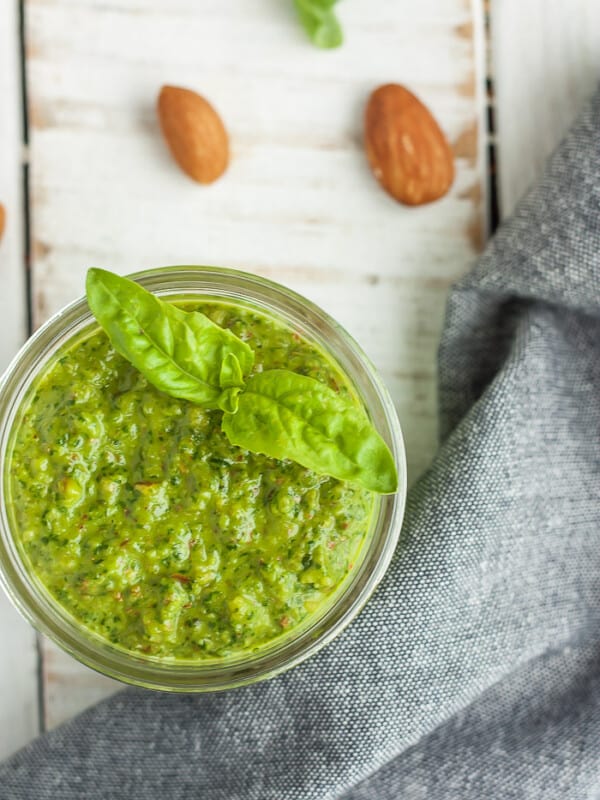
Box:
[1, 89, 599, 800]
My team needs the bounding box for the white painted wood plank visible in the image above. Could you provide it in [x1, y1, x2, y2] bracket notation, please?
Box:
[25, 0, 486, 728]
[42, 647, 117, 731]
[0, 0, 39, 761]
[491, 0, 600, 218]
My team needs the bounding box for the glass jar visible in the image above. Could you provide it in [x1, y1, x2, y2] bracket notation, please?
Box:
[0, 266, 406, 691]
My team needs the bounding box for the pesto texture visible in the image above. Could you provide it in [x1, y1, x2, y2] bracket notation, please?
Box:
[8, 301, 375, 659]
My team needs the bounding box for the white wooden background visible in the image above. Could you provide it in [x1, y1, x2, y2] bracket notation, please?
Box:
[0, 0, 599, 761]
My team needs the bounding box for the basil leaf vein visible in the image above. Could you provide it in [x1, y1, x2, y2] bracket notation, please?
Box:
[221, 369, 398, 493]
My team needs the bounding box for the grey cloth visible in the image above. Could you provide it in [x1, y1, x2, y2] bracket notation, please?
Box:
[2, 91, 600, 800]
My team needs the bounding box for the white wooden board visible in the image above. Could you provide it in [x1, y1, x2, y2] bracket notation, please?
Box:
[24, 0, 486, 730]
[491, 0, 600, 218]
[0, 0, 39, 761]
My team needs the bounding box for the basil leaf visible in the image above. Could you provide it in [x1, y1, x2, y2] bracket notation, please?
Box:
[86, 268, 254, 410]
[221, 369, 397, 493]
[219, 350, 245, 390]
[86, 270, 396, 494]
[293, 0, 343, 49]
[216, 384, 243, 415]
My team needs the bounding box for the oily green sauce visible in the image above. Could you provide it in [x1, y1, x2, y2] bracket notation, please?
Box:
[8, 300, 375, 660]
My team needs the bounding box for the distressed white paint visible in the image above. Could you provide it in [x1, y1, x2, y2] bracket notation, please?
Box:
[0, 0, 39, 762]
[41, 645, 117, 731]
[23, 0, 486, 730]
[491, 0, 600, 218]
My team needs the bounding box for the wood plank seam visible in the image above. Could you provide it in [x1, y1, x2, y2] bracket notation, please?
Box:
[19, 0, 45, 736]
[482, 0, 500, 232]
[0, 0, 40, 760]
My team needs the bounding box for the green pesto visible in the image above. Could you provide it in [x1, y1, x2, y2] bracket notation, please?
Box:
[8, 300, 375, 660]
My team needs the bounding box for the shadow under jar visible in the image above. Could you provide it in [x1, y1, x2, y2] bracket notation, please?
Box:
[0, 266, 406, 691]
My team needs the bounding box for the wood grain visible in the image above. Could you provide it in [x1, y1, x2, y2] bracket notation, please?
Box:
[42, 647, 117, 731]
[0, 0, 39, 761]
[491, 0, 600, 217]
[24, 0, 487, 728]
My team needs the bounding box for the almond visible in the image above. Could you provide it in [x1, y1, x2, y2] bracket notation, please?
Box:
[0, 203, 5, 242]
[364, 84, 454, 206]
[157, 85, 229, 184]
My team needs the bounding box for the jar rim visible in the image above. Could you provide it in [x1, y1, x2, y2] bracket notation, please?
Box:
[0, 265, 407, 691]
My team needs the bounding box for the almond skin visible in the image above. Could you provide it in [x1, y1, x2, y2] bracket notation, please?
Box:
[157, 85, 229, 184]
[365, 84, 454, 206]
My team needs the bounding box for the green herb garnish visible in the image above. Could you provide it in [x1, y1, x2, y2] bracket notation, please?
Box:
[85, 268, 253, 414]
[222, 370, 396, 493]
[293, 0, 343, 49]
[86, 269, 397, 494]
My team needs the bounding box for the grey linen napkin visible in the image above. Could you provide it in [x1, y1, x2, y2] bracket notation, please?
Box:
[2, 89, 600, 800]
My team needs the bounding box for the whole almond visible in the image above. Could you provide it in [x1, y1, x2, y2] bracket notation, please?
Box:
[0, 203, 5, 243]
[365, 84, 454, 206]
[157, 85, 229, 184]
